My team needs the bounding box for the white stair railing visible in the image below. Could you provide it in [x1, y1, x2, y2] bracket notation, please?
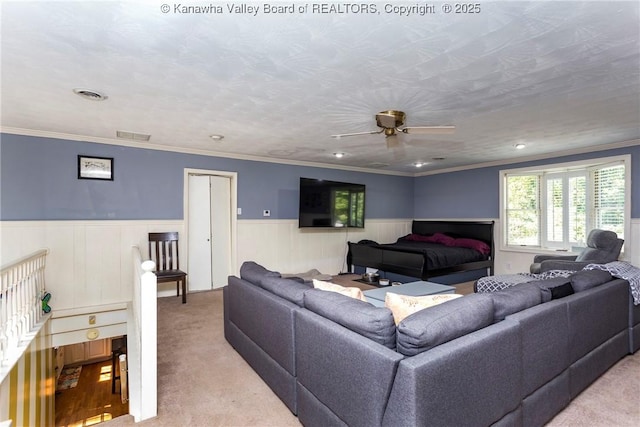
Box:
[0, 249, 49, 381]
[128, 246, 157, 422]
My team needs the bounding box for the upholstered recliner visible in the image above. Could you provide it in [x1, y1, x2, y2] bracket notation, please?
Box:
[530, 229, 624, 274]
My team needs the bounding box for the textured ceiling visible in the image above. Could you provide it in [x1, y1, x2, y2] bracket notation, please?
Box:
[1, 1, 639, 174]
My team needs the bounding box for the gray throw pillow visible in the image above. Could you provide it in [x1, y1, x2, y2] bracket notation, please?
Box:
[570, 270, 613, 292]
[303, 289, 396, 349]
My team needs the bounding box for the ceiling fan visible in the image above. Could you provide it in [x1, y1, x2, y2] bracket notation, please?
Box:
[331, 110, 455, 148]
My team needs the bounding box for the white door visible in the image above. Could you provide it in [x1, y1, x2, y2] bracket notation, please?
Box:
[188, 174, 232, 291]
[209, 175, 231, 288]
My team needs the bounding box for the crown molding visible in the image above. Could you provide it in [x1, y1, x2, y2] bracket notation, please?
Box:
[0, 127, 414, 177]
[415, 138, 640, 177]
[2, 127, 637, 178]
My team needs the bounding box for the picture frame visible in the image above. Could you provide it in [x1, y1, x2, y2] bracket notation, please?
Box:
[78, 155, 114, 180]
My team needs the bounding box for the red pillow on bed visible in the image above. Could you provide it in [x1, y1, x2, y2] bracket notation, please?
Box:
[452, 238, 491, 255]
[429, 233, 456, 245]
[403, 233, 430, 242]
[402, 233, 490, 255]
[404, 233, 455, 245]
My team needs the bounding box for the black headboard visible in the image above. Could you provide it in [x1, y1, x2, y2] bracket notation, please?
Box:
[411, 220, 495, 245]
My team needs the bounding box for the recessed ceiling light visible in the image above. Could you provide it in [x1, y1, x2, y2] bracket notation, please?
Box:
[413, 162, 425, 168]
[515, 143, 526, 149]
[73, 88, 108, 101]
[209, 134, 224, 141]
[333, 152, 345, 158]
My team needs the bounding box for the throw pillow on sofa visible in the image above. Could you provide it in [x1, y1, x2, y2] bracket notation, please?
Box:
[313, 279, 367, 301]
[384, 292, 462, 325]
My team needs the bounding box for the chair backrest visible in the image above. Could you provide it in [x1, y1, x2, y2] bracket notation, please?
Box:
[148, 232, 181, 272]
[575, 229, 624, 263]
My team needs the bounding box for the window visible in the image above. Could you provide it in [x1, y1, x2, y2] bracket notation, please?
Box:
[502, 156, 628, 250]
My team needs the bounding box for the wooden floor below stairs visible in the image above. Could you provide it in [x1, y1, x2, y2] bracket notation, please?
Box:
[55, 359, 129, 426]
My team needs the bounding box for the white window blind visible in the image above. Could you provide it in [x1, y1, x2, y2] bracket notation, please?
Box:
[592, 163, 625, 237]
[503, 157, 627, 250]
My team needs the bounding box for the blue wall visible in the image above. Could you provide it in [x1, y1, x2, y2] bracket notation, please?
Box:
[0, 134, 414, 221]
[2, 133, 637, 222]
[414, 145, 640, 218]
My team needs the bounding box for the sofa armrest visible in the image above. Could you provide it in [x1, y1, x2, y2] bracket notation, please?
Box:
[539, 259, 588, 273]
[533, 254, 577, 263]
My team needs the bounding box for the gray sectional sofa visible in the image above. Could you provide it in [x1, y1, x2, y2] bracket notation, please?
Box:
[223, 262, 639, 427]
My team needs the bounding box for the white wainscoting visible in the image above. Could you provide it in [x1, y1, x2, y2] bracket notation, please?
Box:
[0, 219, 413, 310]
[0, 221, 184, 311]
[236, 219, 413, 275]
[1, 218, 636, 310]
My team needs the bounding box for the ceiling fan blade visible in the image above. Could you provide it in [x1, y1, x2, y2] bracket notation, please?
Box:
[331, 130, 383, 138]
[386, 134, 400, 149]
[401, 125, 456, 135]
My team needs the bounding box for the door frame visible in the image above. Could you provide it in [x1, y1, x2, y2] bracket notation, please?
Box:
[183, 168, 238, 281]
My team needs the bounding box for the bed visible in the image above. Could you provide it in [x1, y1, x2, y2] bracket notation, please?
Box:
[346, 220, 495, 281]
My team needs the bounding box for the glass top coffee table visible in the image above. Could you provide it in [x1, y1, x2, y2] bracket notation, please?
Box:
[363, 281, 456, 307]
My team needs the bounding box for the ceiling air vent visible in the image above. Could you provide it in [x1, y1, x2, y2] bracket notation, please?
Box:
[367, 162, 390, 169]
[73, 88, 108, 101]
[116, 130, 151, 142]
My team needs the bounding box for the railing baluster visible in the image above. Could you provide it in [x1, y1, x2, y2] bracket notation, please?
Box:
[0, 249, 48, 367]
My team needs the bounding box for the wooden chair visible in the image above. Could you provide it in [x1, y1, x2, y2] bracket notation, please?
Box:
[148, 232, 187, 303]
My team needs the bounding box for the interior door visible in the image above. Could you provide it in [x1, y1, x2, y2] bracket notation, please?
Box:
[188, 175, 213, 292]
[209, 176, 231, 289]
[188, 174, 232, 291]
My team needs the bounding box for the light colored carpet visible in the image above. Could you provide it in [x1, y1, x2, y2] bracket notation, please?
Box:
[104, 288, 639, 427]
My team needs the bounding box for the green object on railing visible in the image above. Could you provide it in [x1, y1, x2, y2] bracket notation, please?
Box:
[41, 292, 51, 314]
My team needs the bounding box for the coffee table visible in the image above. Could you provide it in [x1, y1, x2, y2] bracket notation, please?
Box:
[363, 281, 456, 307]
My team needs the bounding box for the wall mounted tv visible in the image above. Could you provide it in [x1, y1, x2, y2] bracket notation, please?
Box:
[299, 177, 365, 228]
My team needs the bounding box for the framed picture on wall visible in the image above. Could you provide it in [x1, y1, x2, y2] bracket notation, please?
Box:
[78, 155, 114, 180]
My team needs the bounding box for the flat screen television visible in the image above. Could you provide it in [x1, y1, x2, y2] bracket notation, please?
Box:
[299, 177, 365, 228]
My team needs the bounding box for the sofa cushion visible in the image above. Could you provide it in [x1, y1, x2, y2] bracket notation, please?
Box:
[239, 261, 280, 285]
[384, 292, 462, 325]
[396, 293, 494, 356]
[313, 279, 366, 301]
[490, 282, 543, 322]
[303, 289, 396, 349]
[260, 276, 312, 306]
[570, 269, 613, 292]
[530, 277, 573, 302]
